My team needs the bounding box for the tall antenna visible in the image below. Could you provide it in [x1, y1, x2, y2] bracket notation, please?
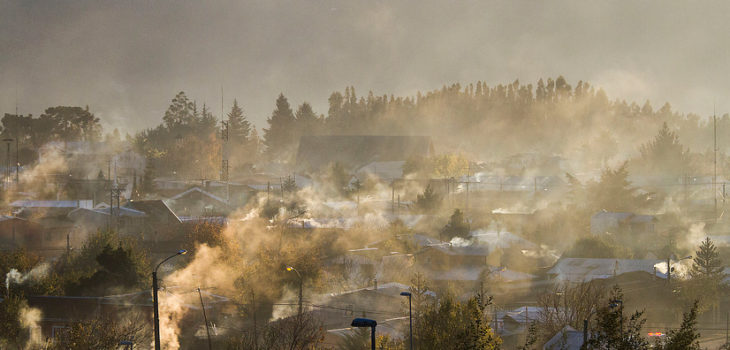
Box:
[14, 90, 19, 185]
[714, 103, 718, 221]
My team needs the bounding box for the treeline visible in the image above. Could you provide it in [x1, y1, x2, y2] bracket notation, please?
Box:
[4, 76, 727, 178]
[259, 77, 726, 167]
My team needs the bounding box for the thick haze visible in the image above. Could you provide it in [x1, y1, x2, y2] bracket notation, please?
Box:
[1, 0, 729, 133]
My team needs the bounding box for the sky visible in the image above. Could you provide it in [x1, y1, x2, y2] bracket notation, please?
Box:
[1, 0, 729, 134]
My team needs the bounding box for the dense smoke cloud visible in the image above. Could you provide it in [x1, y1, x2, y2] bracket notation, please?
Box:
[1, 0, 730, 133]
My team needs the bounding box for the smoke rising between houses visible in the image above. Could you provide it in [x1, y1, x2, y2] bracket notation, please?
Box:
[2, 1, 730, 348]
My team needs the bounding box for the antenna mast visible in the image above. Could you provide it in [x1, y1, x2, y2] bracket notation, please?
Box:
[715, 104, 718, 221]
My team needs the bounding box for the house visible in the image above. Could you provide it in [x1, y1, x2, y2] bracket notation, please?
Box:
[11, 200, 93, 252]
[547, 258, 661, 283]
[469, 229, 538, 251]
[356, 160, 406, 180]
[296, 135, 433, 171]
[11, 199, 93, 213]
[416, 244, 492, 269]
[590, 211, 657, 235]
[26, 289, 230, 345]
[543, 325, 584, 350]
[166, 187, 230, 217]
[124, 200, 182, 240]
[67, 206, 146, 237]
[0, 216, 44, 249]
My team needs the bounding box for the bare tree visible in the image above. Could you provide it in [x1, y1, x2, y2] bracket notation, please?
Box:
[536, 281, 605, 341]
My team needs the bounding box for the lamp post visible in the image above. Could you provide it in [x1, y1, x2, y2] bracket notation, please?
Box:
[583, 307, 598, 347]
[286, 266, 303, 316]
[400, 291, 413, 350]
[351, 318, 377, 350]
[153, 249, 187, 350]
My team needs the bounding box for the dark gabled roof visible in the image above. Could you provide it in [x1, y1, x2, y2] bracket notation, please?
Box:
[296, 135, 432, 170]
[124, 200, 181, 223]
[169, 187, 228, 204]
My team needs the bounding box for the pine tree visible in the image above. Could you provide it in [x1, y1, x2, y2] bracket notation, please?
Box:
[587, 286, 650, 350]
[639, 122, 689, 175]
[441, 209, 469, 240]
[658, 300, 701, 350]
[294, 102, 320, 136]
[682, 237, 726, 312]
[198, 103, 217, 133]
[263, 93, 296, 161]
[228, 99, 251, 145]
[690, 237, 724, 280]
[416, 184, 441, 213]
[141, 158, 156, 195]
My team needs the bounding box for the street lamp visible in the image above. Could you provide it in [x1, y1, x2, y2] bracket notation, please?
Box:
[153, 249, 187, 350]
[351, 318, 377, 350]
[400, 291, 413, 350]
[583, 307, 598, 346]
[286, 266, 303, 316]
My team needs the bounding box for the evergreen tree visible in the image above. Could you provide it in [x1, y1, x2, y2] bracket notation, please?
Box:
[198, 103, 218, 133]
[141, 158, 156, 195]
[586, 286, 649, 350]
[690, 237, 724, 280]
[588, 162, 637, 212]
[247, 126, 261, 162]
[294, 102, 320, 136]
[416, 184, 441, 213]
[657, 300, 701, 350]
[263, 93, 296, 161]
[228, 99, 251, 145]
[638, 122, 689, 175]
[441, 209, 469, 240]
[682, 237, 727, 311]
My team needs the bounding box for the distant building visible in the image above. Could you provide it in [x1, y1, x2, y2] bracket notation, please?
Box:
[11, 200, 93, 252]
[68, 207, 146, 236]
[166, 186, 230, 217]
[296, 135, 433, 171]
[548, 258, 661, 283]
[590, 211, 657, 235]
[355, 160, 406, 180]
[543, 325, 584, 350]
[0, 216, 44, 249]
[124, 200, 182, 240]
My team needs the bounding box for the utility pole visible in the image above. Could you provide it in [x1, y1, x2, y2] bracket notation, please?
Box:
[465, 164, 470, 216]
[252, 290, 258, 350]
[14, 135, 18, 185]
[2, 138, 12, 190]
[14, 100, 19, 185]
[197, 287, 213, 350]
[391, 182, 395, 216]
[108, 159, 112, 231]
